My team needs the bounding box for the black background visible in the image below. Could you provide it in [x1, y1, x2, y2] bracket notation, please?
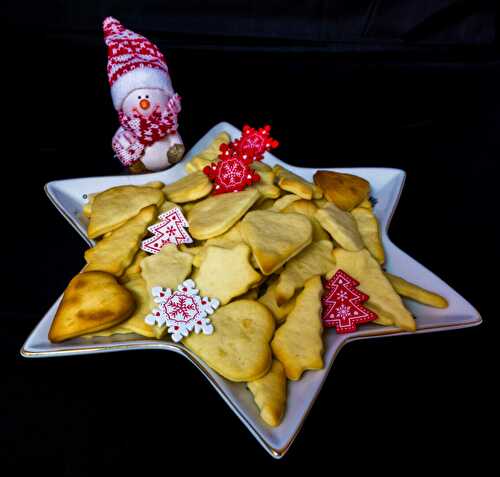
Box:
[2, 1, 497, 474]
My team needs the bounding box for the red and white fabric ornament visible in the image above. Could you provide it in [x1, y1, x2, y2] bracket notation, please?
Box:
[203, 143, 261, 194]
[321, 270, 378, 333]
[145, 280, 219, 342]
[203, 124, 279, 194]
[233, 125, 280, 161]
[141, 207, 192, 254]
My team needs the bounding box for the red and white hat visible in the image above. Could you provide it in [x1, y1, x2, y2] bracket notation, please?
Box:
[103, 17, 174, 110]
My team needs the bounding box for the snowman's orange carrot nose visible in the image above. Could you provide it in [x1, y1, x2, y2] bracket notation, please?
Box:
[139, 99, 150, 110]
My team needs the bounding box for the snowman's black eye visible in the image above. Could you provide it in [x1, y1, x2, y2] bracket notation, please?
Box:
[145, 95, 149, 99]
[138, 95, 141, 99]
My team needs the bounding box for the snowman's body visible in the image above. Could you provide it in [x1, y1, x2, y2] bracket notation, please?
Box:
[113, 87, 184, 172]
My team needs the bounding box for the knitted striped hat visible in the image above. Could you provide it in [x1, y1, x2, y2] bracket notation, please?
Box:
[103, 17, 173, 110]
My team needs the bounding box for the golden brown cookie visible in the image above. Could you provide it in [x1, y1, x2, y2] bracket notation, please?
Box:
[313, 171, 370, 211]
[48, 271, 135, 342]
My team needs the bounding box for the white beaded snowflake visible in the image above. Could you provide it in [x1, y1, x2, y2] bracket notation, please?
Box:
[145, 279, 219, 342]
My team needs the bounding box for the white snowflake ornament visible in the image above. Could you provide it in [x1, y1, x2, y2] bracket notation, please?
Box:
[145, 279, 219, 342]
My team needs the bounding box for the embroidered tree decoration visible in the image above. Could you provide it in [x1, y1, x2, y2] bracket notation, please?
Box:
[203, 124, 279, 194]
[141, 207, 192, 254]
[321, 270, 378, 333]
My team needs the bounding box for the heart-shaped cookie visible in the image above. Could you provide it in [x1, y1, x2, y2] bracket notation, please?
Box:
[48, 271, 136, 342]
[183, 300, 275, 382]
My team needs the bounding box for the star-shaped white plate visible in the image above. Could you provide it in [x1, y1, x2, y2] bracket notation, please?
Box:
[21, 122, 481, 458]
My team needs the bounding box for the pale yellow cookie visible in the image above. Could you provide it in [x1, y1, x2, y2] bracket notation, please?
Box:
[240, 210, 312, 275]
[119, 250, 148, 283]
[250, 182, 281, 199]
[162, 171, 213, 203]
[332, 248, 416, 331]
[140, 244, 193, 293]
[258, 279, 296, 324]
[191, 222, 245, 267]
[185, 132, 231, 173]
[184, 300, 275, 382]
[313, 198, 328, 208]
[247, 360, 287, 427]
[48, 271, 135, 343]
[253, 198, 277, 210]
[85, 205, 157, 277]
[351, 207, 385, 264]
[275, 240, 335, 305]
[273, 165, 323, 200]
[88, 186, 164, 239]
[271, 194, 303, 212]
[250, 161, 273, 173]
[188, 188, 260, 240]
[315, 202, 364, 251]
[194, 244, 262, 305]
[143, 181, 165, 190]
[251, 161, 275, 183]
[281, 200, 330, 242]
[239, 288, 259, 301]
[357, 197, 373, 209]
[158, 200, 182, 215]
[271, 276, 324, 380]
[385, 273, 448, 308]
[179, 242, 205, 258]
[282, 198, 318, 217]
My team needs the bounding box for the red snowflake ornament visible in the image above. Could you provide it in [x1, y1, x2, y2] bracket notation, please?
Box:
[203, 124, 279, 194]
[321, 269, 378, 333]
[141, 207, 192, 254]
[233, 124, 279, 161]
[204, 144, 260, 194]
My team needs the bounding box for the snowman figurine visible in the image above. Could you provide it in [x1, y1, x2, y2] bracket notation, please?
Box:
[104, 17, 185, 173]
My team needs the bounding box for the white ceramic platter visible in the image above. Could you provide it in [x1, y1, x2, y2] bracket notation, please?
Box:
[22, 122, 481, 458]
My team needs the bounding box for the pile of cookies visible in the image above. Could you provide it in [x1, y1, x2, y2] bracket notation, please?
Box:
[48, 131, 447, 427]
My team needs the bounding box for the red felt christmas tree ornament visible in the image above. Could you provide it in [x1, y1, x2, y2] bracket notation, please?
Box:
[321, 269, 378, 333]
